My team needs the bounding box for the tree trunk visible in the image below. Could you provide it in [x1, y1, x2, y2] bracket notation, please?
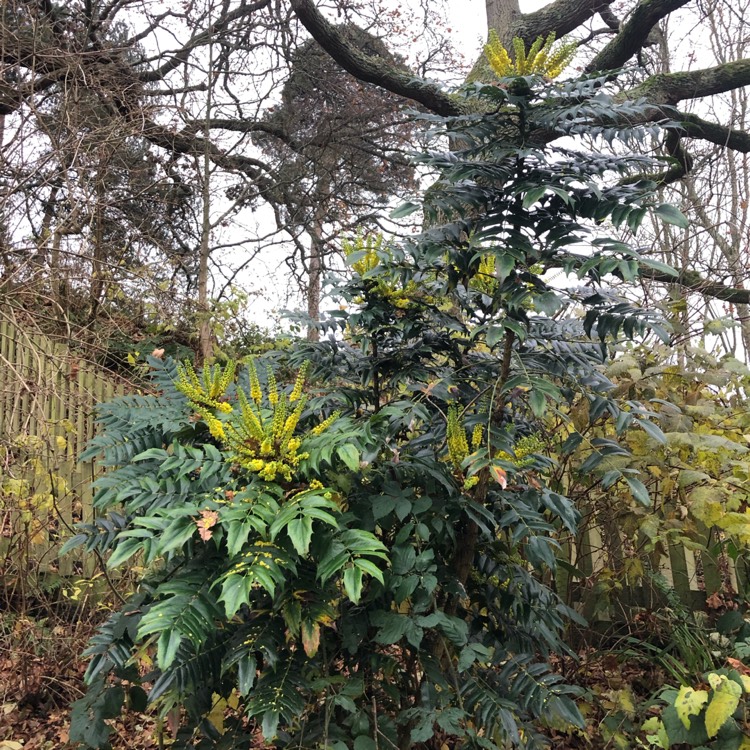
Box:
[307, 218, 323, 342]
[486, 0, 520, 43]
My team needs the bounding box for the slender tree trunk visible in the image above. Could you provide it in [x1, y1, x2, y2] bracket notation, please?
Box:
[89, 156, 107, 323]
[307, 218, 323, 342]
[198, 4, 215, 364]
[306, 185, 329, 342]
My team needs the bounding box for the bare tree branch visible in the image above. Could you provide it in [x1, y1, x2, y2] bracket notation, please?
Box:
[508, 0, 613, 45]
[586, 0, 691, 72]
[289, 0, 463, 116]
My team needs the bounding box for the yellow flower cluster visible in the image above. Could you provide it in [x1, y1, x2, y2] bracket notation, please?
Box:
[496, 433, 545, 468]
[176, 360, 236, 439]
[344, 233, 384, 277]
[470, 254, 498, 296]
[447, 404, 470, 472]
[175, 359, 338, 484]
[484, 30, 576, 79]
[222, 359, 310, 482]
[471, 423, 484, 450]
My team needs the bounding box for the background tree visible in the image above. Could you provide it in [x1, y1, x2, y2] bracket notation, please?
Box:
[5, 0, 750, 361]
[251, 27, 416, 340]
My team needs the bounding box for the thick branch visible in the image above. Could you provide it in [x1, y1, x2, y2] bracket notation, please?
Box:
[289, 0, 463, 117]
[629, 59, 750, 105]
[641, 268, 750, 304]
[507, 0, 613, 46]
[140, 119, 271, 182]
[678, 112, 750, 152]
[586, 0, 690, 72]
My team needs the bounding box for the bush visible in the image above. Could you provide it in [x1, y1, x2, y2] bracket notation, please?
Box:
[67, 70, 682, 749]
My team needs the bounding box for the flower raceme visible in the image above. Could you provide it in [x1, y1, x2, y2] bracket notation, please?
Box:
[484, 30, 576, 80]
[175, 358, 339, 483]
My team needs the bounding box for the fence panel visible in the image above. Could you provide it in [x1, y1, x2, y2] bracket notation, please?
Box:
[0, 317, 127, 579]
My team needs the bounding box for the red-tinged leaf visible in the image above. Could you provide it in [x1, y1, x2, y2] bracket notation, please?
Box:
[491, 466, 508, 488]
[727, 657, 750, 676]
[196, 509, 219, 541]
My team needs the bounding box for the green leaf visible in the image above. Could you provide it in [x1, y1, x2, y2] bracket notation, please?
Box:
[486, 325, 504, 348]
[287, 516, 313, 556]
[354, 558, 384, 584]
[261, 710, 280, 739]
[158, 628, 183, 669]
[654, 203, 689, 228]
[522, 186, 546, 209]
[318, 542, 350, 583]
[219, 574, 252, 618]
[635, 417, 666, 444]
[639, 256, 679, 277]
[338, 444, 360, 471]
[343, 566, 364, 604]
[237, 655, 257, 695]
[390, 201, 420, 219]
[534, 291, 563, 316]
[642, 717, 669, 749]
[128, 685, 148, 713]
[529, 389, 546, 418]
[625, 476, 651, 507]
[373, 613, 409, 644]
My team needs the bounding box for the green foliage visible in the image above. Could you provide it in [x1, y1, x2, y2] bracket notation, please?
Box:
[642, 670, 750, 748]
[547, 341, 750, 623]
[70, 71, 682, 748]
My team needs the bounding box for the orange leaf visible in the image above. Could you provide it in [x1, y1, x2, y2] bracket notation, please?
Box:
[727, 657, 750, 675]
[196, 510, 219, 542]
[491, 466, 508, 488]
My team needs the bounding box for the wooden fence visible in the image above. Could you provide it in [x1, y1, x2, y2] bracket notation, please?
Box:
[559, 516, 749, 624]
[0, 316, 126, 577]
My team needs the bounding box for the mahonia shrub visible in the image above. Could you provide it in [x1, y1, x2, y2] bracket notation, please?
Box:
[69, 68, 684, 750]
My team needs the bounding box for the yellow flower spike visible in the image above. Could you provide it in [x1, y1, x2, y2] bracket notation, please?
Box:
[216, 360, 236, 396]
[484, 29, 512, 77]
[446, 404, 470, 472]
[545, 40, 577, 78]
[272, 394, 288, 442]
[512, 37, 527, 74]
[525, 33, 546, 70]
[236, 389, 265, 442]
[266, 365, 279, 406]
[247, 358, 262, 404]
[311, 411, 340, 436]
[532, 32, 556, 73]
[471, 423, 484, 450]
[289, 362, 309, 403]
[281, 397, 307, 446]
